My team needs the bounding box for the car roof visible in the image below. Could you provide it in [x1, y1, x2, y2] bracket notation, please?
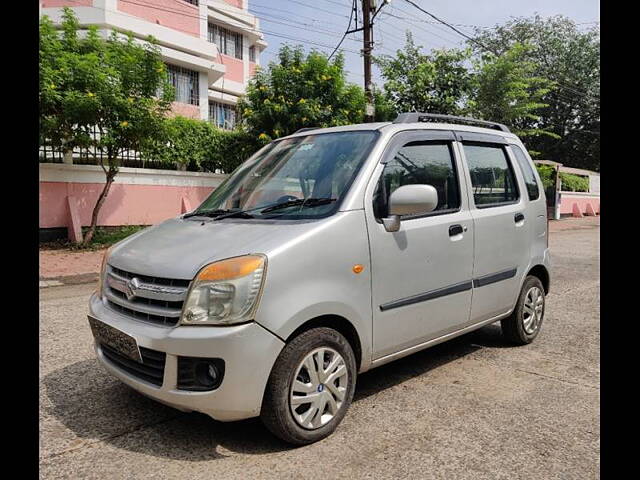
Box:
[283, 121, 519, 141]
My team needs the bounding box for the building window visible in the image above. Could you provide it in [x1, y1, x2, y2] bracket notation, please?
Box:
[208, 23, 244, 60]
[209, 101, 237, 130]
[181, 0, 199, 5]
[249, 45, 256, 62]
[166, 64, 199, 106]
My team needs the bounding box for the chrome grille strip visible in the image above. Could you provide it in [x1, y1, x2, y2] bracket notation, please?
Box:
[104, 287, 183, 318]
[107, 270, 188, 302]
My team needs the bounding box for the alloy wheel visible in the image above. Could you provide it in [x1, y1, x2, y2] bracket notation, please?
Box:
[289, 347, 349, 430]
[522, 286, 544, 334]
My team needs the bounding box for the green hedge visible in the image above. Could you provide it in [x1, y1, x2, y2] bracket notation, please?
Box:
[534, 164, 590, 192]
[535, 164, 557, 191]
[559, 172, 589, 192]
[140, 116, 267, 173]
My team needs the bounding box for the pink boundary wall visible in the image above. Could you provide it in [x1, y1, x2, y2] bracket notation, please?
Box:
[40, 165, 227, 234]
[558, 193, 600, 218]
[117, 0, 200, 37]
[40, 182, 214, 228]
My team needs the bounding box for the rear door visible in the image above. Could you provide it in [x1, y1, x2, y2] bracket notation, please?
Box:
[456, 133, 530, 323]
[366, 130, 474, 359]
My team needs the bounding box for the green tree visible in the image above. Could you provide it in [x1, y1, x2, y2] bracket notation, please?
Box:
[471, 15, 600, 170]
[238, 45, 366, 140]
[374, 33, 473, 115]
[39, 8, 174, 244]
[470, 42, 557, 146]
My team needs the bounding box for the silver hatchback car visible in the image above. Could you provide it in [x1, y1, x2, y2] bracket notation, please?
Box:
[88, 113, 550, 445]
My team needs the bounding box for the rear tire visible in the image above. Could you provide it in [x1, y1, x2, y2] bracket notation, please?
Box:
[501, 276, 546, 345]
[260, 327, 357, 445]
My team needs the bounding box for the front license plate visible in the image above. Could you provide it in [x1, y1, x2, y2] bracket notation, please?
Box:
[88, 315, 142, 363]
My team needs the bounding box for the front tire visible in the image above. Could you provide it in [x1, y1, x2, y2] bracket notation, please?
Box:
[260, 327, 357, 445]
[501, 275, 546, 345]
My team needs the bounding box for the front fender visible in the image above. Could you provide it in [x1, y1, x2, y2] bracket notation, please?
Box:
[254, 210, 373, 371]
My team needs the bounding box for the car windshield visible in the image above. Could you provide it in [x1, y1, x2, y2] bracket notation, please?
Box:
[191, 130, 379, 220]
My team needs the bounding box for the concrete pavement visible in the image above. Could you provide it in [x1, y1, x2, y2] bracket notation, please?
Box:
[39, 218, 599, 479]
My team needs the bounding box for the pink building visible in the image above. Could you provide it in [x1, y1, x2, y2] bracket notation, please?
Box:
[39, 0, 266, 128]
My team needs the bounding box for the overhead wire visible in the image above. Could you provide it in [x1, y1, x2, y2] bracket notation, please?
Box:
[328, 0, 356, 60]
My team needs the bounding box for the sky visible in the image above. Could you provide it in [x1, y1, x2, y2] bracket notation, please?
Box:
[247, 0, 600, 86]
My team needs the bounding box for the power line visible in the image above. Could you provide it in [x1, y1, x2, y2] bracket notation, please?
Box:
[399, 0, 591, 99]
[251, 5, 346, 27]
[390, 4, 474, 44]
[328, 0, 356, 60]
[380, 11, 461, 48]
[401, 0, 495, 52]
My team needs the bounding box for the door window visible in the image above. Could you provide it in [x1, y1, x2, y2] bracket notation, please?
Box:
[373, 141, 460, 218]
[510, 145, 540, 201]
[463, 144, 519, 207]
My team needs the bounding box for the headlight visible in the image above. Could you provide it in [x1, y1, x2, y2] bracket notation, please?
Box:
[96, 246, 113, 297]
[181, 255, 267, 326]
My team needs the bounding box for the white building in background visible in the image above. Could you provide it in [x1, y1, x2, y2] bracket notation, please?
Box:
[40, 0, 267, 129]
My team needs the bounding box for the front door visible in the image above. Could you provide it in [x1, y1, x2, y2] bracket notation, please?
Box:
[366, 131, 475, 360]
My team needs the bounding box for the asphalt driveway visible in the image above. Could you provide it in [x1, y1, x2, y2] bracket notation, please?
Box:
[39, 217, 599, 479]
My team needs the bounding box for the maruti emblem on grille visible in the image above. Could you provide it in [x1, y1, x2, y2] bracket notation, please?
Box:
[125, 277, 141, 301]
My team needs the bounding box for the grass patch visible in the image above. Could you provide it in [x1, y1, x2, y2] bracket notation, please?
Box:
[40, 225, 147, 251]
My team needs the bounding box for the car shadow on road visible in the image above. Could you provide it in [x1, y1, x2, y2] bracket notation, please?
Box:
[42, 323, 508, 461]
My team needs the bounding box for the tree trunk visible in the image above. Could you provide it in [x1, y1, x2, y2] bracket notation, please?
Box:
[62, 148, 74, 165]
[82, 169, 116, 246]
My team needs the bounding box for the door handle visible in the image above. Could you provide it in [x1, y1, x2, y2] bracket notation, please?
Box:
[449, 224, 464, 236]
[515, 213, 525, 223]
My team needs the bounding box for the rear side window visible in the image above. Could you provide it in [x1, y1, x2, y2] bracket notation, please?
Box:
[510, 145, 540, 200]
[463, 144, 519, 207]
[373, 141, 460, 218]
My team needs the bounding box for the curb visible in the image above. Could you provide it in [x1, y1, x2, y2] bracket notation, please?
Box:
[39, 272, 100, 288]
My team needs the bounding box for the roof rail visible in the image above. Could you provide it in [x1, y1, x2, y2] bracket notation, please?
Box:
[393, 113, 510, 133]
[293, 127, 319, 134]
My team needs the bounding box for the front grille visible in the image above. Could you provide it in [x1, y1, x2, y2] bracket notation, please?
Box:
[100, 343, 166, 387]
[104, 265, 190, 327]
[109, 288, 184, 311]
[110, 266, 191, 288]
[106, 301, 177, 326]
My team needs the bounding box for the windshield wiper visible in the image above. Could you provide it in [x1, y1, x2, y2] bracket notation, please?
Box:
[260, 197, 337, 214]
[211, 210, 255, 221]
[183, 209, 231, 219]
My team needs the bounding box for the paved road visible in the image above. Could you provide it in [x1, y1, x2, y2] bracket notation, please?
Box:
[39, 219, 599, 479]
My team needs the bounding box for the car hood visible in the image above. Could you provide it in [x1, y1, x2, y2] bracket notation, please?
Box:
[108, 215, 335, 280]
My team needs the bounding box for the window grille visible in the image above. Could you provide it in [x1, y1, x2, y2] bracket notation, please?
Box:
[249, 45, 256, 62]
[166, 64, 199, 106]
[209, 101, 237, 130]
[208, 23, 244, 60]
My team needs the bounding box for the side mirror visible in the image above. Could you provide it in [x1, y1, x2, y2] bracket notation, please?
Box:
[382, 184, 439, 232]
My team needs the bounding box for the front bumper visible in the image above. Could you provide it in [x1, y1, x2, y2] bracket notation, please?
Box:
[89, 293, 285, 421]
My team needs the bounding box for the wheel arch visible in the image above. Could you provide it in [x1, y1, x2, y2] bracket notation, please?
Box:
[286, 315, 363, 372]
[527, 264, 550, 294]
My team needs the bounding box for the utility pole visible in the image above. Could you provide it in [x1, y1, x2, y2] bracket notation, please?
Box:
[362, 0, 374, 122]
